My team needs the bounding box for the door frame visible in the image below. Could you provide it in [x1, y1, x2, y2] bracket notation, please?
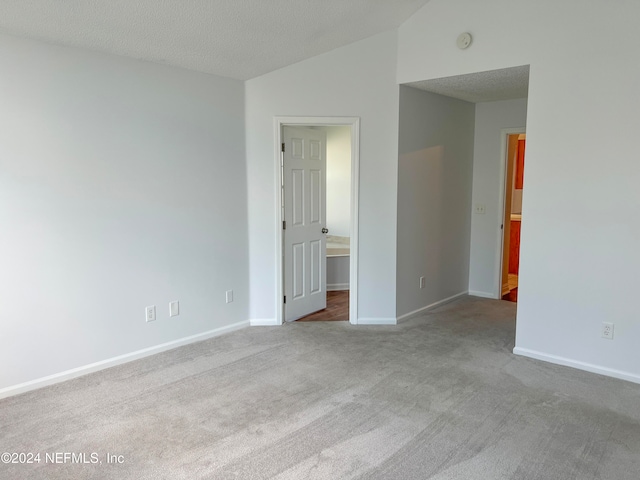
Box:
[496, 127, 526, 298]
[274, 116, 360, 325]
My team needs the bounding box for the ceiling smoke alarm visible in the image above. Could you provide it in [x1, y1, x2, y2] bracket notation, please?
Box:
[457, 32, 472, 49]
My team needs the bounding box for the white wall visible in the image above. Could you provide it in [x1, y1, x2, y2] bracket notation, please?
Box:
[0, 33, 248, 392]
[327, 256, 350, 291]
[396, 86, 475, 319]
[398, 0, 640, 383]
[324, 126, 351, 238]
[6, 0, 638, 391]
[246, 31, 400, 323]
[468, 98, 527, 298]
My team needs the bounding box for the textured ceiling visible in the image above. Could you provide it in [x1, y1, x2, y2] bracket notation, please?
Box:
[405, 65, 530, 103]
[0, 0, 431, 80]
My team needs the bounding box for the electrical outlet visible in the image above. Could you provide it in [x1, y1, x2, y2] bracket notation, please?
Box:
[145, 305, 156, 323]
[169, 301, 179, 317]
[602, 322, 614, 340]
[419, 276, 425, 289]
[226, 290, 234, 303]
[474, 204, 486, 214]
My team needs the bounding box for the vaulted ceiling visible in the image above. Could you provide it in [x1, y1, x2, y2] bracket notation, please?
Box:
[0, 0, 432, 80]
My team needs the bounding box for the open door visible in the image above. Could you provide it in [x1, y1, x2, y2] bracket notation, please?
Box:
[500, 132, 525, 302]
[282, 126, 327, 321]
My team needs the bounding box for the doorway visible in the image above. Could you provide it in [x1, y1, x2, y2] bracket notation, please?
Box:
[299, 125, 351, 322]
[499, 130, 526, 302]
[274, 117, 360, 325]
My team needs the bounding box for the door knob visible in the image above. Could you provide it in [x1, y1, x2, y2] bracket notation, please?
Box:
[322, 227, 329, 234]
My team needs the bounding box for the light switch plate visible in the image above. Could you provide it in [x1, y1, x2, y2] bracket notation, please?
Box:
[475, 204, 486, 214]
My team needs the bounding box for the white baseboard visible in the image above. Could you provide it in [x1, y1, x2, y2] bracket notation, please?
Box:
[356, 317, 397, 325]
[327, 283, 349, 291]
[250, 318, 280, 326]
[468, 290, 497, 299]
[513, 347, 640, 385]
[396, 291, 467, 322]
[0, 320, 250, 400]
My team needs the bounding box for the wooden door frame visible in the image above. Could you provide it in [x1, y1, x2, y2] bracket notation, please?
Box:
[496, 127, 526, 298]
[274, 117, 360, 325]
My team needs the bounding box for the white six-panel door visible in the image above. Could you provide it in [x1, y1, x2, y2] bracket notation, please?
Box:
[283, 126, 327, 322]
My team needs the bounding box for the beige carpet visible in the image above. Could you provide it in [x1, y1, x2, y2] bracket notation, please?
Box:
[1, 296, 639, 479]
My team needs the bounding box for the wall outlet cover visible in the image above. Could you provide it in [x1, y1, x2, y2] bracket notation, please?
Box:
[602, 322, 614, 340]
[170, 301, 180, 317]
[145, 305, 156, 323]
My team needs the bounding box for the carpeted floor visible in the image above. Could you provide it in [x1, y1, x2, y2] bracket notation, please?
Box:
[1, 296, 639, 479]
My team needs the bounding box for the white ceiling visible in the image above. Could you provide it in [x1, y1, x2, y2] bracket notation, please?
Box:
[0, 0, 431, 80]
[405, 65, 531, 103]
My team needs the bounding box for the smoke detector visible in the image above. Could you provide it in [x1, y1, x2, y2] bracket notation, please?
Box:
[456, 32, 473, 49]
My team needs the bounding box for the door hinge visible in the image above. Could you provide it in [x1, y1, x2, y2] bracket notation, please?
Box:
[283, 220, 286, 230]
[281, 143, 285, 152]
[283, 295, 286, 304]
